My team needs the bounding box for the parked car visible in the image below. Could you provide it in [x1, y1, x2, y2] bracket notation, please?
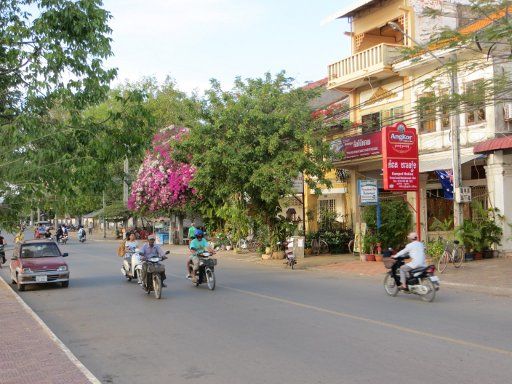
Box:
[9, 239, 70, 291]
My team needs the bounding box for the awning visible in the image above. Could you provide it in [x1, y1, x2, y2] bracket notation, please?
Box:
[474, 136, 512, 154]
[419, 153, 484, 173]
[83, 209, 103, 218]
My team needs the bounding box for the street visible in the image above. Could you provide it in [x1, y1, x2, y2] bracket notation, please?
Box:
[1, 238, 512, 384]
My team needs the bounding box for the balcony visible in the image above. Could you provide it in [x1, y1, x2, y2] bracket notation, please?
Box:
[328, 43, 404, 90]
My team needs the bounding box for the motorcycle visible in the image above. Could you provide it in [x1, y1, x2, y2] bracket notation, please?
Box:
[284, 239, 296, 269]
[383, 255, 440, 302]
[78, 232, 86, 243]
[0, 244, 6, 265]
[140, 250, 170, 299]
[58, 234, 68, 245]
[187, 251, 217, 290]
[121, 249, 143, 283]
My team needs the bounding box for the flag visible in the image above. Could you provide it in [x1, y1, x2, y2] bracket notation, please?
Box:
[435, 170, 453, 200]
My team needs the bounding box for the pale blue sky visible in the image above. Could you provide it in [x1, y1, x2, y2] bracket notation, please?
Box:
[104, 0, 352, 92]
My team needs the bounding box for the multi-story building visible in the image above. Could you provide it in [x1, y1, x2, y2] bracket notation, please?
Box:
[325, 0, 512, 252]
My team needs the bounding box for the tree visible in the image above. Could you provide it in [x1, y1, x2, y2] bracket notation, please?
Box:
[406, 1, 512, 126]
[128, 126, 196, 215]
[177, 72, 335, 247]
[0, 0, 116, 227]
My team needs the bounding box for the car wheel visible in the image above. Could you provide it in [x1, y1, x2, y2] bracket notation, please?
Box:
[62, 281, 69, 288]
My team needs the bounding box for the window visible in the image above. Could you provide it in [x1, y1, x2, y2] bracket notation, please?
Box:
[382, 106, 404, 126]
[361, 112, 381, 134]
[417, 93, 436, 133]
[471, 165, 486, 180]
[464, 80, 486, 125]
[319, 199, 336, 230]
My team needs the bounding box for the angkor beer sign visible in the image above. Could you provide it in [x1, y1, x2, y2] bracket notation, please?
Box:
[331, 131, 381, 160]
[382, 122, 419, 191]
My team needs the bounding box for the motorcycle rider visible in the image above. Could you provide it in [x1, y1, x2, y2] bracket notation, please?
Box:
[124, 232, 139, 266]
[392, 232, 426, 290]
[188, 229, 214, 283]
[140, 235, 167, 287]
[56, 225, 64, 242]
[0, 230, 6, 266]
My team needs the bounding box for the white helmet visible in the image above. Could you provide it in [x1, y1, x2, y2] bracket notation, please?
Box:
[407, 232, 418, 240]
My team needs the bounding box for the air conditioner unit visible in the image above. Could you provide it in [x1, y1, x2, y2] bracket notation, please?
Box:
[503, 103, 512, 121]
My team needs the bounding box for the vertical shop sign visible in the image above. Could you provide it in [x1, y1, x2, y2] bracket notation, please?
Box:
[382, 122, 419, 190]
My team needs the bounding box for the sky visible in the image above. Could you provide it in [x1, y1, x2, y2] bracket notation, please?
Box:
[103, 0, 352, 93]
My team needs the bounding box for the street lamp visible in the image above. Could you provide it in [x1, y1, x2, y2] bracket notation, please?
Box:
[388, 21, 463, 227]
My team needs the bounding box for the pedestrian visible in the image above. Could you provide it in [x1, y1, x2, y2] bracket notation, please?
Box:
[88, 221, 93, 235]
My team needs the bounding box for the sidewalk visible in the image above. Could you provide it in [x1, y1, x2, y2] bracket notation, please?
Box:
[0, 277, 99, 384]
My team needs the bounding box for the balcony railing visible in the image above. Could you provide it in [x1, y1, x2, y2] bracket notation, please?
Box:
[328, 43, 404, 89]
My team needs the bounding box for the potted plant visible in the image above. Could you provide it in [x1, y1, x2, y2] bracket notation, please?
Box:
[363, 232, 378, 261]
[455, 220, 478, 261]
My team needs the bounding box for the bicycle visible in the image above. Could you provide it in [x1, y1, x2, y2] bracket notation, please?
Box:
[311, 234, 329, 255]
[437, 240, 464, 273]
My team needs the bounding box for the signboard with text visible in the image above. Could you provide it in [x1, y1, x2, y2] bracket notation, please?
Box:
[358, 179, 379, 205]
[331, 131, 382, 160]
[382, 122, 419, 191]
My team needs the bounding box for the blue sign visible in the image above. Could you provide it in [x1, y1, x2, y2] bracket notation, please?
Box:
[358, 179, 379, 205]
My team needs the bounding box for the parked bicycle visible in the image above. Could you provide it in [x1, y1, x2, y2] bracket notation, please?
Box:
[311, 234, 329, 255]
[437, 240, 464, 273]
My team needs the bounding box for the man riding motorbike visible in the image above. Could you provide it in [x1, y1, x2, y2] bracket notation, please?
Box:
[392, 232, 426, 290]
[56, 225, 64, 242]
[140, 235, 167, 287]
[188, 229, 214, 283]
[0, 230, 6, 266]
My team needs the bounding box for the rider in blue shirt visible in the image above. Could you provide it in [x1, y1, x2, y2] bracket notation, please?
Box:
[188, 229, 213, 282]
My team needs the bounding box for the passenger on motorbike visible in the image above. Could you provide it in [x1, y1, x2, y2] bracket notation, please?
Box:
[188, 229, 214, 283]
[140, 235, 167, 287]
[392, 232, 426, 290]
[124, 232, 139, 264]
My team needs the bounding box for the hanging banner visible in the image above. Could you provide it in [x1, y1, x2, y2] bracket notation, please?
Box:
[331, 131, 382, 160]
[382, 122, 419, 191]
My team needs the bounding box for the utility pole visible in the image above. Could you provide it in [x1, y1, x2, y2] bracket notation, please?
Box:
[388, 21, 464, 227]
[449, 54, 463, 227]
[102, 190, 107, 239]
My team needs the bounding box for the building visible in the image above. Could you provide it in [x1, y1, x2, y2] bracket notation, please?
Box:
[325, 0, 512, 252]
[300, 79, 352, 233]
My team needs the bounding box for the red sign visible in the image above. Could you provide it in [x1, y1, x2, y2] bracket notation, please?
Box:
[331, 131, 382, 160]
[382, 122, 419, 191]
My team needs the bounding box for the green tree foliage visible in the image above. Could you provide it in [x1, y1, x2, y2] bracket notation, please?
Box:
[1, 0, 117, 226]
[176, 72, 335, 246]
[362, 199, 412, 250]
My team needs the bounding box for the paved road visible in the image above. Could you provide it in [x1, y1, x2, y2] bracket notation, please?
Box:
[1, 238, 512, 384]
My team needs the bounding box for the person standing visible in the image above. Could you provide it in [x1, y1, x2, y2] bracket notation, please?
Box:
[88, 221, 93, 235]
[0, 231, 6, 266]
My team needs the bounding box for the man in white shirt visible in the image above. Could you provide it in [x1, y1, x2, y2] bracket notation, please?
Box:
[392, 232, 426, 289]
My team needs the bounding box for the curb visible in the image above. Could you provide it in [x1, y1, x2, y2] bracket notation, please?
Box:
[0, 276, 101, 384]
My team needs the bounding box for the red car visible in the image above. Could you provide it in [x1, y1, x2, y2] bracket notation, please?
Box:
[9, 239, 70, 291]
